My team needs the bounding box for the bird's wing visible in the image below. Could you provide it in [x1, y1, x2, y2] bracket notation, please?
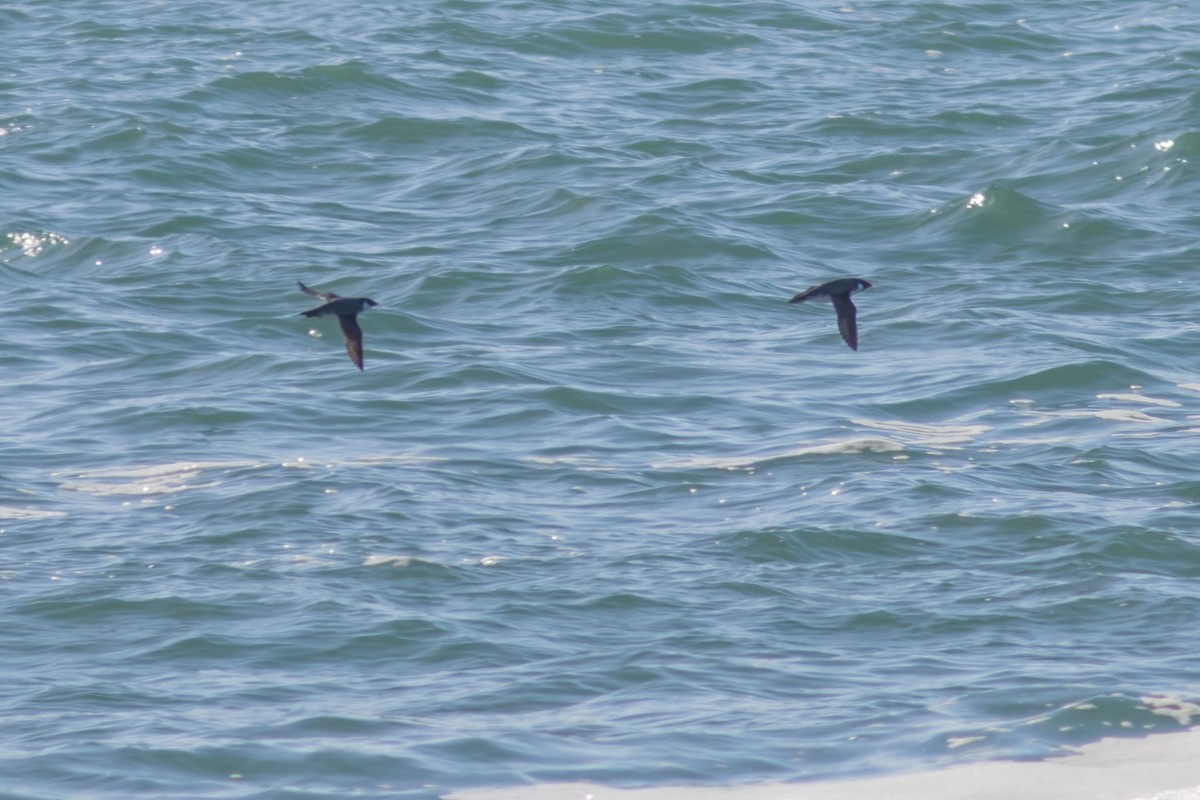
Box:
[298, 280, 341, 301]
[338, 314, 365, 371]
[789, 286, 817, 304]
[831, 294, 859, 351]
[300, 299, 338, 318]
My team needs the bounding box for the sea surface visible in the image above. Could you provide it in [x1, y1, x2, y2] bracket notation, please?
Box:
[3, 1, 1200, 798]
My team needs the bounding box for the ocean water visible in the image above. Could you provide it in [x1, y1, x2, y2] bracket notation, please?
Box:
[3, 1, 1200, 798]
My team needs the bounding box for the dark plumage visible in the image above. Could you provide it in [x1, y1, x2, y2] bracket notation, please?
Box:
[789, 277, 872, 351]
[298, 281, 378, 370]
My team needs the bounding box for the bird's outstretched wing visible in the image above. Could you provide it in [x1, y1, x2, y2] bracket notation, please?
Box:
[789, 286, 818, 304]
[298, 280, 341, 301]
[831, 294, 858, 351]
[337, 314, 365, 371]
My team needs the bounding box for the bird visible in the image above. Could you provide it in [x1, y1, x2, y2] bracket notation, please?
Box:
[788, 277, 872, 351]
[298, 281, 378, 370]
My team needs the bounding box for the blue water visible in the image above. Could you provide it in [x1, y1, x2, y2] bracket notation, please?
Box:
[4, 1, 1200, 798]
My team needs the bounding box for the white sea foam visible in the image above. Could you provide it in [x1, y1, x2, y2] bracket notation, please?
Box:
[54, 460, 259, 496]
[652, 438, 904, 469]
[0, 505, 67, 519]
[1096, 393, 1181, 408]
[363, 554, 414, 567]
[54, 460, 260, 496]
[54, 455, 440, 496]
[446, 728, 1200, 800]
[851, 418, 990, 448]
[1021, 408, 1169, 425]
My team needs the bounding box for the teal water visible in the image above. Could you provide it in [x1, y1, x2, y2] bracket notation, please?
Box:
[4, 2, 1200, 798]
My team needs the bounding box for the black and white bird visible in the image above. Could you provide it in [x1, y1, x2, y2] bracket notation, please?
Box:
[298, 281, 378, 371]
[788, 278, 872, 351]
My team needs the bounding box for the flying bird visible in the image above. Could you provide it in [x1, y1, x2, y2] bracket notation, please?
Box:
[788, 277, 872, 351]
[298, 281, 378, 370]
